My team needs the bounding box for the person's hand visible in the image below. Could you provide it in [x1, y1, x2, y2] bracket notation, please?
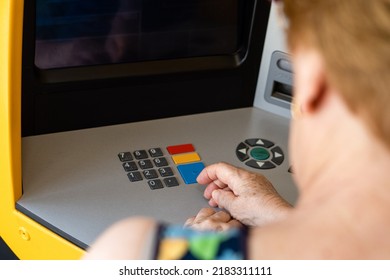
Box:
[184, 207, 242, 231]
[197, 162, 292, 227]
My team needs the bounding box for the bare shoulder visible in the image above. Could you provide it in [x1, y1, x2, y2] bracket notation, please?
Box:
[248, 202, 390, 259]
[83, 217, 158, 260]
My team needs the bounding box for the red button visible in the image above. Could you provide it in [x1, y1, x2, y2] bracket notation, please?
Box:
[167, 144, 195, 155]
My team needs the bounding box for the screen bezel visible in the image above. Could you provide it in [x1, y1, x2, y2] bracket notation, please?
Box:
[22, 0, 271, 136]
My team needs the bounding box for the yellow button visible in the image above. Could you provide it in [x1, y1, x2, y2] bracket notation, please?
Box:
[172, 152, 201, 164]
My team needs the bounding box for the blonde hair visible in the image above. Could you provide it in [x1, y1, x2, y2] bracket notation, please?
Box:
[283, 0, 390, 148]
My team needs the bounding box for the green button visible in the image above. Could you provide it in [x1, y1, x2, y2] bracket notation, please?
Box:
[250, 148, 270, 161]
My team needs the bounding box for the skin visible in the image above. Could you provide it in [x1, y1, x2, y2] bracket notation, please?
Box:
[84, 46, 390, 260]
[192, 163, 292, 227]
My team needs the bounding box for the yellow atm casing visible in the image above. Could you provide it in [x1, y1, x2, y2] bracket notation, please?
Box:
[0, 0, 84, 259]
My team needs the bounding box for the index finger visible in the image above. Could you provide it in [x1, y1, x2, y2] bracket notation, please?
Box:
[197, 162, 243, 194]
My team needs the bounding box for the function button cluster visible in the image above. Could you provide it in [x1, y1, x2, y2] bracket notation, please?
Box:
[236, 138, 284, 170]
[118, 144, 205, 190]
[166, 144, 205, 184]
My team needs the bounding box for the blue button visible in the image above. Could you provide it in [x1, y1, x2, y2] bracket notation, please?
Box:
[177, 162, 205, 184]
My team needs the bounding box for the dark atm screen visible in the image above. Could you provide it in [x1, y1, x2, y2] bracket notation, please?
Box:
[35, 0, 242, 69]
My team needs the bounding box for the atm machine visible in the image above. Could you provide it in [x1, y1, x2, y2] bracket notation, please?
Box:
[0, 0, 296, 259]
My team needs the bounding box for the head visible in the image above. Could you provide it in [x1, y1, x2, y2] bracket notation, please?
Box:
[280, 0, 390, 184]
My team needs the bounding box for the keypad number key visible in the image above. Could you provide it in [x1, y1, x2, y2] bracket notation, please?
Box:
[143, 169, 158, 180]
[118, 152, 133, 162]
[138, 159, 153, 170]
[148, 179, 164, 190]
[149, 148, 163, 157]
[158, 167, 174, 177]
[127, 171, 143, 182]
[134, 150, 148, 160]
[123, 161, 138, 172]
[153, 157, 168, 167]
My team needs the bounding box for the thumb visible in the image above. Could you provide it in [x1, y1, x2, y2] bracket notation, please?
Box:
[212, 189, 236, 211]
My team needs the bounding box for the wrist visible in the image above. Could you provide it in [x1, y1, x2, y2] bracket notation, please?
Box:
[252, 200, 293, 227]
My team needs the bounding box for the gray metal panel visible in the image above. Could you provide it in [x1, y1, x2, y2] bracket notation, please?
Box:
[254, 1, 291, 118]
[264, 51, 293, 109]
[19, 108, 297, 247]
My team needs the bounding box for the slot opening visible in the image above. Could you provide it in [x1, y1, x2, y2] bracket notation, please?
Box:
[271, 81, 293, 103]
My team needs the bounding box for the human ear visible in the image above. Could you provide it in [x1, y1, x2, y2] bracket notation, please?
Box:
[293, 49, 327, 116]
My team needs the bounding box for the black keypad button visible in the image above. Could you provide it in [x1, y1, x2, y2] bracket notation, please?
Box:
[271, 146, 284, 165]
[159, 167, 174, 177]
[138, 159, 153, 169]
[163, 177, 179, 187]
[127, 171, 143, 182]
[118, 152, 133, 162]
[245, 159, 275, 170]
[134, 150, 148, 159]
[143, 169, 158, 180]
[245, 138, 274, 148]
[153, 157, 168, 167]
[236, 142, 249, 162]
[148, 179, 164, 190]
[123, 161, 138, 172]
[149, 148, 163, 157]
